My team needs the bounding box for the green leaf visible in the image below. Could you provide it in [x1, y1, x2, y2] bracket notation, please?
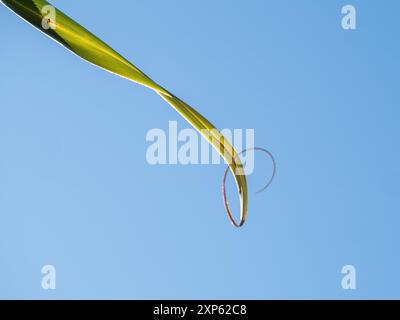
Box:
[1, 0, 249, 227]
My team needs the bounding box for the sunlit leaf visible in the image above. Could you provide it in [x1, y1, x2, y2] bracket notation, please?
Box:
[1, 0, 249, 227]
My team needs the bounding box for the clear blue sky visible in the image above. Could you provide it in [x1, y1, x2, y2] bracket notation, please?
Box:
[1, 0, 399, 299]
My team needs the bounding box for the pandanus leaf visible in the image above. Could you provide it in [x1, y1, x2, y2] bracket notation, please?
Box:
[1, 0, 249, 227]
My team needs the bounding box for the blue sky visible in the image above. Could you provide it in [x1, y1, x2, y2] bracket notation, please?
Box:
[1, 0, 399, 299]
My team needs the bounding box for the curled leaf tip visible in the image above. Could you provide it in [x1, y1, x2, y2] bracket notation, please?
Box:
[222, 148, 276, 227]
